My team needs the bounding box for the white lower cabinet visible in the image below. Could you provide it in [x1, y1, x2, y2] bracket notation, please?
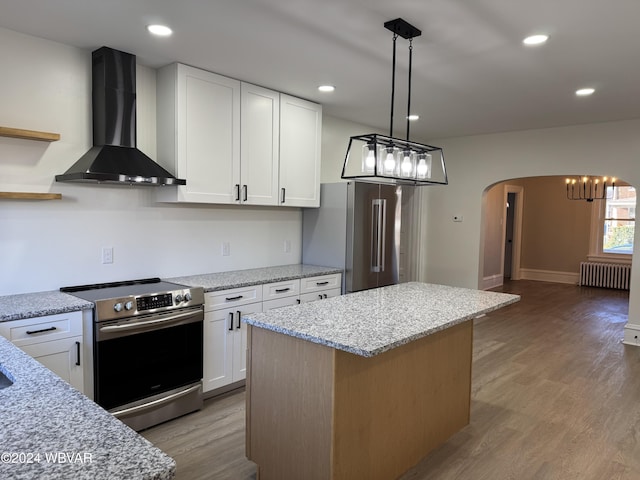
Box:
[20, 336, 83, 389]
[299, 273, 342, 303]
[263, 296, 300, 311]
[299, 288, 342, 304]
[0, 311, 85, 393]
[203, 273, 342, 394]
[203, 286, 262, 393]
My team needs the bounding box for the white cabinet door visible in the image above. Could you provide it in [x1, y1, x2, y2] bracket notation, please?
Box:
[157, 63, 241, 204]
[203, 301, 262, 392]
[231, 302, 262, 382]
[21, 336, 84, 392]
[279, 94, 322, 207]
[203, 308, 235, 392]
[0, 311, 85, 394]
[241, 83, 279, 206]
[263, 295, 301, 311]
[300, 288, 342, 304]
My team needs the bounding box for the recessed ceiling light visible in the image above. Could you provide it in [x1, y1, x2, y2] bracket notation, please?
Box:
[147, 24, 173, 37]
[407, 114, 420, 121]
[523, 34, 549, 46]
[318, 85, 335, 93]
[576, 88, 595, 96]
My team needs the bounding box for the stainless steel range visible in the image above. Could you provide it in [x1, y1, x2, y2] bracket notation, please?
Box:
[61, 278, 204, 431]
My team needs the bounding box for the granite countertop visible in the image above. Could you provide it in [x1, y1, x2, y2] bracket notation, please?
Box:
[0, 336, 175, 480]
[243, 282, 520, 357]
[167, 264, 342, 292]
[0, 264, 342, 322]
[0, 291, 93, 323]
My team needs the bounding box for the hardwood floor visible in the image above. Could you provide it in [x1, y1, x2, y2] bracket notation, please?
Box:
[142, 280, 639, 479]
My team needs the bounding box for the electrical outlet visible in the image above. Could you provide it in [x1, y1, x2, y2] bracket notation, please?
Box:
[102, 247, 113, 264]
[222, 242, 231, 256]
[284, 239, 291, 253]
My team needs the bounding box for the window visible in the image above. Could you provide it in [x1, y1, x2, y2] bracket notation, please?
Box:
[602, 186, 635, 254]
[589, 185, 635, 261]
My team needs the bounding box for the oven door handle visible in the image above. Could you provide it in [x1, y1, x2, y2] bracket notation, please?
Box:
[99, 310, 201, 334]
[110, 384, 202, 419]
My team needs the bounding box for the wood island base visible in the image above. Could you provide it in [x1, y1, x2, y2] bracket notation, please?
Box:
[246, 320, 473, 480]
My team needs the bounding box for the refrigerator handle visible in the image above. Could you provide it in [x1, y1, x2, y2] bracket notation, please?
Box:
[380, 198, 386, 272]
[371, 199, 386, 273]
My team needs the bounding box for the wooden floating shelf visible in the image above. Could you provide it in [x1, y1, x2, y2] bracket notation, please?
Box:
[0, 192, 62, 200]
[0, 126, 60, 142]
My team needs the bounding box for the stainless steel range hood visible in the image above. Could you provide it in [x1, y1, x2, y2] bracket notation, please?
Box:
[56, 47, 185, 186]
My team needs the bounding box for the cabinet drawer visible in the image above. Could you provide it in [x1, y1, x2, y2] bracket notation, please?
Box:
[0, 311, 82, 347]
[262, 279, 300, 301]
[263, 296, 301, 312]
[300, 288, 342, 304]
[300, 274, 342, 294]
[206, 285, 263, 311]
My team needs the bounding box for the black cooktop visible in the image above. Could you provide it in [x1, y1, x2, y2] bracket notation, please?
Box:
[60, 278, 192, 302]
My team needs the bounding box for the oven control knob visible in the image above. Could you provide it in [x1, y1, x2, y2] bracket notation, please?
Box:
[124, 301, 134, 311]
[175, 294, 184, 304]
[184, 292, 192, 302]
[114, 302, 123, 312]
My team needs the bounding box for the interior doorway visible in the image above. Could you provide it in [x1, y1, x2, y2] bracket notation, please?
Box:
[501, 185, 523, 281]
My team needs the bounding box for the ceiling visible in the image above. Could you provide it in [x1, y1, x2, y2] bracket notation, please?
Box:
[1, 0, 639, 140]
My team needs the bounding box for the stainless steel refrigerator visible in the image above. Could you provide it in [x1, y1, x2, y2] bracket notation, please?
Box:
[302, 182, 419, 293]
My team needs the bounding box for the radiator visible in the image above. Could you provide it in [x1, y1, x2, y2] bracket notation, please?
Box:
[579, 262, 631, 290]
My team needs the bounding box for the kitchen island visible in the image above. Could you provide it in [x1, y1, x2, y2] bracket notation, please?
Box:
[243, 282, 519, 480]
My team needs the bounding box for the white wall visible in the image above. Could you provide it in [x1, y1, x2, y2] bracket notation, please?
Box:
[320, 115, 385, 184]
[0, 27, 301, 295]
[420, 119, 640, 331]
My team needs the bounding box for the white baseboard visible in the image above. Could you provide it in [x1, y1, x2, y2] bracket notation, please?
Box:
[481, 274, 503, 290]
[519, 268, 579, 285]
[623, 324, 640, 347]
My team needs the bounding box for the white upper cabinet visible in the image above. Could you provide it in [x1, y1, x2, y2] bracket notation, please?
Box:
[157, 63, 241, 204]
[240, 83, 280, 205]
[279, 94, 322, 208]
[156, 63, 321, 207]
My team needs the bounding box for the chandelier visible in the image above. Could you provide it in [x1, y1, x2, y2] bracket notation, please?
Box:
[565, 175, 616, 202]
[341, 18, 447, 185]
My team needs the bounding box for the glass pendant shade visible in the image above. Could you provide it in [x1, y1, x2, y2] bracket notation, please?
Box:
[362, 143, 377, 174]
[381, 145, 400, 176]
[416, 153, 432, 180]
[400, 149, 417, 178]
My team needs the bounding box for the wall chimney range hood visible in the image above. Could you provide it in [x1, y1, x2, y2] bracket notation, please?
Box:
[56, 47, 185, 186]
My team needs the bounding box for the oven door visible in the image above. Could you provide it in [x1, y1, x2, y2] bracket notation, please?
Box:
[94, 306, 203, 411]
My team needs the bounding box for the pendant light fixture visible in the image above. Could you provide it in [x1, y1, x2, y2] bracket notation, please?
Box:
[341, 18, 447, 185]
[566, 175, 615, 202]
